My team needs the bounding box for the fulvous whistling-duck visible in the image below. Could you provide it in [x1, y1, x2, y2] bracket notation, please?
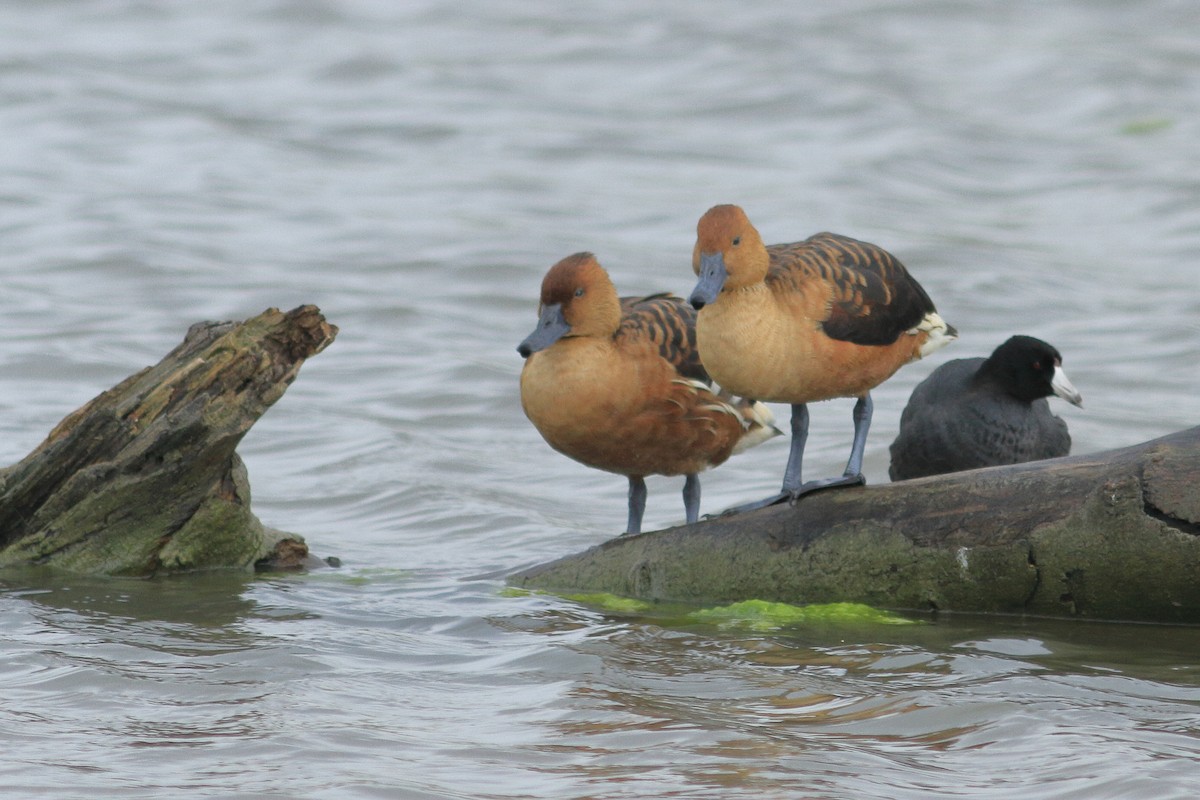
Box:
[687, 204, 956, 510]
[518, 252, 779, 534]
[889, 335, 1082, 480]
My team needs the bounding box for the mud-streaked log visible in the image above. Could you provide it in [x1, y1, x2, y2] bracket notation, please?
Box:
[509, 426, 1200, 623]
[0, 305, 336, 575]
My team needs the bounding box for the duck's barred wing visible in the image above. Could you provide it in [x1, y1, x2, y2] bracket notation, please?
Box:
[617, 293, 711, 384]
[769, 232, 939, 346]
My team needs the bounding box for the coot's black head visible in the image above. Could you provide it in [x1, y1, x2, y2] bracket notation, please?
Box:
[979, 335, 1083, 407]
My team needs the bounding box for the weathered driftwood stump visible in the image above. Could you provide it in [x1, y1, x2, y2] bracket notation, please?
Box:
[0, 305, 336, 576]
[510, 426, 1200, 623]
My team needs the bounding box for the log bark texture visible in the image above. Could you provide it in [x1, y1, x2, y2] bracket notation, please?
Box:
[0, 305, 336, 575]
[510, 426, 1200, 623]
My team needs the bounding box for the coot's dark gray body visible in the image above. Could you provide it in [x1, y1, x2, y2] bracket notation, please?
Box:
[889, 336, 1081, 481]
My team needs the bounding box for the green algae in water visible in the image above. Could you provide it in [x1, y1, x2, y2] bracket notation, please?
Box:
[509, 589, 917, 630]
[561, 592, 655, 614]
[500, 588, 653, 614]
[301, 567, 413, 587]
[1120, 117, 1173, 135]
[687, 600, 918, 630]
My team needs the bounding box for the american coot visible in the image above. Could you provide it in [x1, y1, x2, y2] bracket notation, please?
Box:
[518, 252, 779, 535]
[687, 204, 956, 511]
[888, 335, 1083, 481]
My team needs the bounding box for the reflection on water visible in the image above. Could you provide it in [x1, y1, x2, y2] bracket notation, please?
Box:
[3, 569, 263, 629]
[1, 0, 1198, 797]
[503, 600, 1200, 798]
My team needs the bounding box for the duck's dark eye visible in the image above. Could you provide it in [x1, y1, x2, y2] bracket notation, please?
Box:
[732, 236, 741, 246]
[574, 287, 585, 297]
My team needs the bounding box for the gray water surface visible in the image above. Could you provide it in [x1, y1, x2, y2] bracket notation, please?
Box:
[1, 2, 1198, 798]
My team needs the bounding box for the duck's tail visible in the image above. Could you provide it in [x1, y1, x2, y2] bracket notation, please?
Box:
[911, 311, 958, 359]
[721, 392, 783, 454]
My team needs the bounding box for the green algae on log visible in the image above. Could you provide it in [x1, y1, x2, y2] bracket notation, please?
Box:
[0, 305, 337, 575]
[509, 426, 1200, 624]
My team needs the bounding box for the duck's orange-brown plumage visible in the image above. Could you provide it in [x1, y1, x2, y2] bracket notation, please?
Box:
[687, 204, 955, 506]
[518, 252, 777, 533]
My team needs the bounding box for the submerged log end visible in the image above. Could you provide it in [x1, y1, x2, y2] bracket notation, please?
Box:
[256, 530, 318, 571]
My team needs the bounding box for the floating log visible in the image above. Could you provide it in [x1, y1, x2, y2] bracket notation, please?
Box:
[0, 305, 337, 575]
[509, 426, 1200, 624]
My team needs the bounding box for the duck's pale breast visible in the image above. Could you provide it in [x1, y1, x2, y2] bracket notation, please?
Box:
[696, 285, 928, 403]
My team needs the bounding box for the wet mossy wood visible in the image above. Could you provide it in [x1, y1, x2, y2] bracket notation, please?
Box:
[0, 305, 337, 576]
[510, 426, 1200, 624]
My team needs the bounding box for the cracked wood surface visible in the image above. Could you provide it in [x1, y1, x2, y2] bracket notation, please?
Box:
[509, 426, 1200, 623]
